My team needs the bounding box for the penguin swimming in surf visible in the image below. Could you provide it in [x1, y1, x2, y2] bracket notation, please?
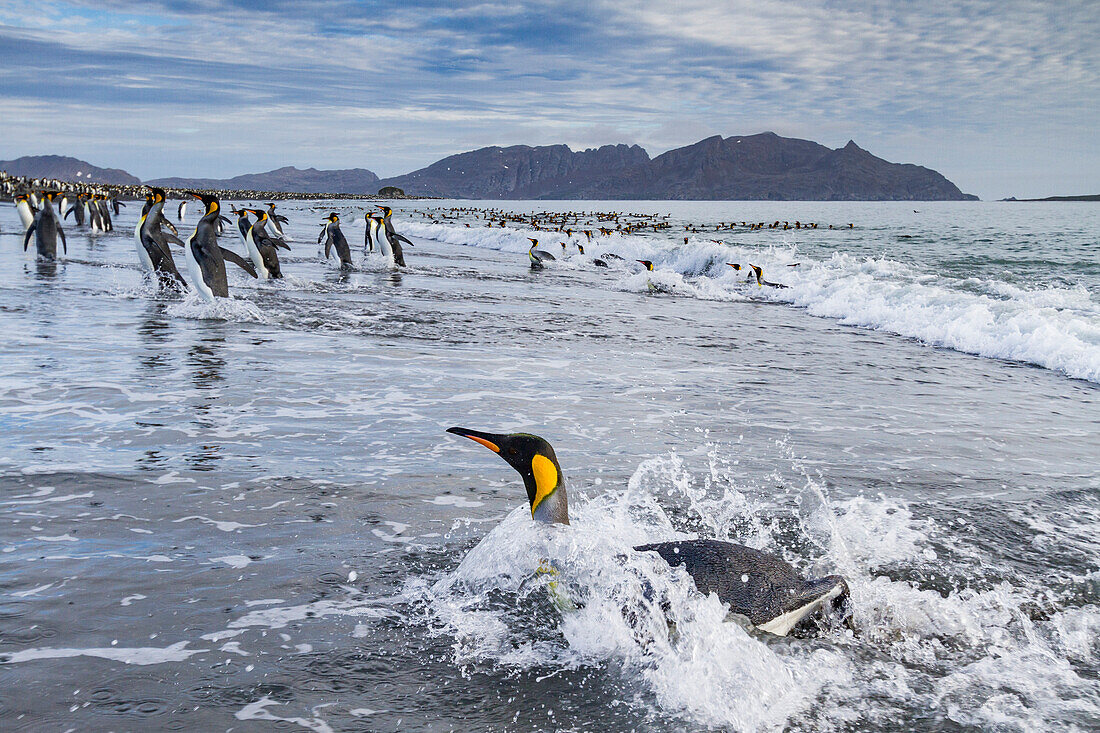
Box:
[445, 428, 852, 637]
[135, 188, 187, 289]
[747, 264, 788, 289]
[319, 212, 353, 269]
[23, 192, 66, 261]
[245, 208, 289, 279]
[527, 238, 556, 269]
[182, 192, 257, 300]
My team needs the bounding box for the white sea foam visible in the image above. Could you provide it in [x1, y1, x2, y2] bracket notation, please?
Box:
[405, 222, 1100, 383]
[406, 449, 1100, 731]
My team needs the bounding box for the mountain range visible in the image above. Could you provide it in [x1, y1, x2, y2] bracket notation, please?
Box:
[2, 133, 978, 200]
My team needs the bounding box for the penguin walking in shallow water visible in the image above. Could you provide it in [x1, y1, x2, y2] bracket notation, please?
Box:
[245, 208, 289, 279]
[15, 193, 35, 232]
[445, 428, 852, 637]
[64, 193, 85, 227]
[375, 205, 409, 267]
[23, 192, 67, 261]
[265, 203, 290, 241]
[182, 193, 257, 300]
[319, 212, 353, 269]
[368, 213, 399, 266]
[178, 200, 187, 223]
[135, 188, 187, 289]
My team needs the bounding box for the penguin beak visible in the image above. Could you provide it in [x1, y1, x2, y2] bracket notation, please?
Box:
[446, 427, 502, 453]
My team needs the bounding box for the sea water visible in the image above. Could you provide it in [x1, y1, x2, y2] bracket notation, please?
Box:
[0, 199, 1097, 731]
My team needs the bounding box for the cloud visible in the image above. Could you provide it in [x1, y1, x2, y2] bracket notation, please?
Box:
[0, 0, 1096, 197]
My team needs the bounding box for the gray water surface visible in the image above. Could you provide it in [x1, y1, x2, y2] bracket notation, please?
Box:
[1, 200, 1098, 732]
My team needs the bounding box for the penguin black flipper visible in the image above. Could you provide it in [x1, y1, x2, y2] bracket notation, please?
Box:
[275, 214, 289, 224]
[23, 222, 35, 251]
[220, 247, 258, 278]
[63, 207, 74, 220]
[58, 225, 67, 255]
[164, 233, 185, 247]
[317, 227, 327, 245]
[161, 218, 179, 237]
[391, 232, 414, 247]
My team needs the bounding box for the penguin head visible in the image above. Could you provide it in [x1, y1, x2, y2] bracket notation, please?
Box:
[248, 208, 267, 220]
[234, 209, 250, 218]
[577, 244, 585, 255]
[325, 212, 339, 223]
[636, 260, 654, 271]
[748, 264, 764, 285]
[446, 427, 569, 524]
[187, 192, 219, 214]
[376, 205, 392, 215]
[528, 238, 538, 249]
[151, 188, 167, 203]
[727, 263, 741, 271]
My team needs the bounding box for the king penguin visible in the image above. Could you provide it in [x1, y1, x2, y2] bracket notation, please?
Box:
[319, 212, 353, 269]
[15, 193, 35, 231]
[135, 188, 187, 289]
[23, 192, 67, 261]
[245, 208, 289, 279]
[182, 193, 258, 300]
[445, 428, 852, 637]
[265, 203, 291, 241]
[747, 264, 788, 289]
[375, 205, 408, 267]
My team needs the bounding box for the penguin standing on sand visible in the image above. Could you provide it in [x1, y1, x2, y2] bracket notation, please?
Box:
[245, 208, 290, 279]
[445, 428, 852, 637]
[182, 192, 258, 300]
[135, 188, 187, 289]
[23, 192, 66, 261]
[319, 212, 353, 269]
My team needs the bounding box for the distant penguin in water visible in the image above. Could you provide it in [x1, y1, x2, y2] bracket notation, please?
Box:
[527, 238, 555, 269]
[182, 192, 258, 300]
[23, 192, 67, 261]
[319, 212, 353, 269]
[64, 194, 85, 227]
[178, 200, 187, 222]
[445, 428, 852, 637]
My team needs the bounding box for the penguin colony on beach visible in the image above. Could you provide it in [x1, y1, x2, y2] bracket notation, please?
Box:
[6, 169, 859, 638]
[5, 171, 417, 301]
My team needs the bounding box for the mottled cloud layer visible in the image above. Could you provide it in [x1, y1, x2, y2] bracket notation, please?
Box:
[1, 0, 1096, 197]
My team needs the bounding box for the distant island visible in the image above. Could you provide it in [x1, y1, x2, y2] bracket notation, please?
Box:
[1, 132, 978, 201]
[1011, 194, 1100, 202]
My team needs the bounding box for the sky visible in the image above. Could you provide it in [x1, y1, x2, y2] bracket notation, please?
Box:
[0, 1, 1097, 199]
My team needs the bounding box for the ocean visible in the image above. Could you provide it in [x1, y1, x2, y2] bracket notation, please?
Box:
[1, 199, 1097, 731]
